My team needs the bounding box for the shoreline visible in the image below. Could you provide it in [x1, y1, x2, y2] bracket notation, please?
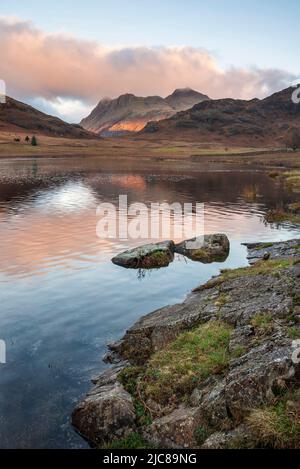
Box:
[72, 239, 300, 449]
[0, 132, 299, 171]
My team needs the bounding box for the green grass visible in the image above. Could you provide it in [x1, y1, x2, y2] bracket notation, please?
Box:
[252, 242, 274, 250]
[247, 389, 300, 448]
[251, 313, 273, 331]
[287, 327, 300, 340]
[102, 432, 152, 449]
[118, 366, 152, 426]
[220, 259, 294, 279]
[194, 426, 209, 445]
[231, 345, 247, 359]
[140, 250, 172, 268]
[138, 321, 232, 405]
[191, 248, 213, 260]
[214, 293, 230, 308]
[198, 259, 295, 292]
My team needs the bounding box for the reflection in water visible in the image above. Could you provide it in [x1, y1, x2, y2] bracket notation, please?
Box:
[0, 158, 299, 448]
[33, 182, 98, 214]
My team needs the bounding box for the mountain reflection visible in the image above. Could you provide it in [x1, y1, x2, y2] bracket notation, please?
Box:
[0, 165, 299, 278]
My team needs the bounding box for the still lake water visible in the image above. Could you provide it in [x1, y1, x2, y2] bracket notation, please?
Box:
[0, 157, 299, 448]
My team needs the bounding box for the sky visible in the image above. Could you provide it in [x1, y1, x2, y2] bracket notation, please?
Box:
[0, 0, 299, 122]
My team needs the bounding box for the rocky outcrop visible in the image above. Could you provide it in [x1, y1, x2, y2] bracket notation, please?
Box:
[201, 424, 254, 449]
[80, 89, 209, 136]
[111, 241, 175, 269]
[245, 238, 300, 264]
[142, 86, 300, 148]
[73, 239, 300, 448]
[72, 364, 136, 446]
[175, 233, 230, 263]
[142, 406, 201, 449]
[108, 240, 298, 364]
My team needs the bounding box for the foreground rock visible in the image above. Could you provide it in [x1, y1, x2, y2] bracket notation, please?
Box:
[175, 233, 230, 263]
[108, 240, 298, 365]
[111, 240, 174, 269]
[142, 406, 201, 449]
[74, 239, 300, 448]
[72, 365, 136, 446]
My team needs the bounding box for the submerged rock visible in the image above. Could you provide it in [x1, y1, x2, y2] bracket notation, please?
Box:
[174, 233, 230, 263]
[111, 240, 175, 269]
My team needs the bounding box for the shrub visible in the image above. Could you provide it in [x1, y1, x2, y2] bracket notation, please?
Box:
[31, 135, 37, 146]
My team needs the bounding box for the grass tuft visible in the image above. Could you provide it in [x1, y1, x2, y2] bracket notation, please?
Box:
[118, 366, 152, 426]
[287, 327, 300, 340]
[247, 389, 300, 448]
[251, 313, 273, 332]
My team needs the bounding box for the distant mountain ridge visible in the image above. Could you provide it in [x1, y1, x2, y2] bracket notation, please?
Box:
[0, 96, 96, 139]
[142, 86, 300, 147]
[80, 88, 210, 135]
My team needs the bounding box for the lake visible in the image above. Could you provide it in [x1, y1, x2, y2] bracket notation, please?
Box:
[0, 157, 299, 448]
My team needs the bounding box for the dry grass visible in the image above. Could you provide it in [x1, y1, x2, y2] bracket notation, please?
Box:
[1, 130, 300, 171]
[265, 208, 300, 224]
[247, 390, 300, 448]
[283, 171, 300, 193]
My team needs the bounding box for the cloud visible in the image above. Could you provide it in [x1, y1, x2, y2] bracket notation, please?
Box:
[0, 16, 296, 122]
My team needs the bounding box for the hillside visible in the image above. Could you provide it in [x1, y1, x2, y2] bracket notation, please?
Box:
[80, 88, 209, 136]
[0, 96, 97, 139]
[143, 87, 300, 147]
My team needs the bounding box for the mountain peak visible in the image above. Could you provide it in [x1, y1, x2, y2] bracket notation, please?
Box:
[170, 87, 194, 95]
[81, 88, 210, 135]
[165, 88, 210, 111]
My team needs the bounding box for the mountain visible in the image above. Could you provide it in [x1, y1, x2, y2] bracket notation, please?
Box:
[142, 87, 300, 146]
[80, 89, 210, 135]
[165, 88, 209, 112]
[0, 96, 97, 139]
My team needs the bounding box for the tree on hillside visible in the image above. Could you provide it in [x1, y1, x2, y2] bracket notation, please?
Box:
[25, 136, 30, 143]
[285, 127, 300, 151]
[31, 135, 37, 146]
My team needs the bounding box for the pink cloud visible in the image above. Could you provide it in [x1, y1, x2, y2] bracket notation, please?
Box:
[0, 17, 295, 120]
